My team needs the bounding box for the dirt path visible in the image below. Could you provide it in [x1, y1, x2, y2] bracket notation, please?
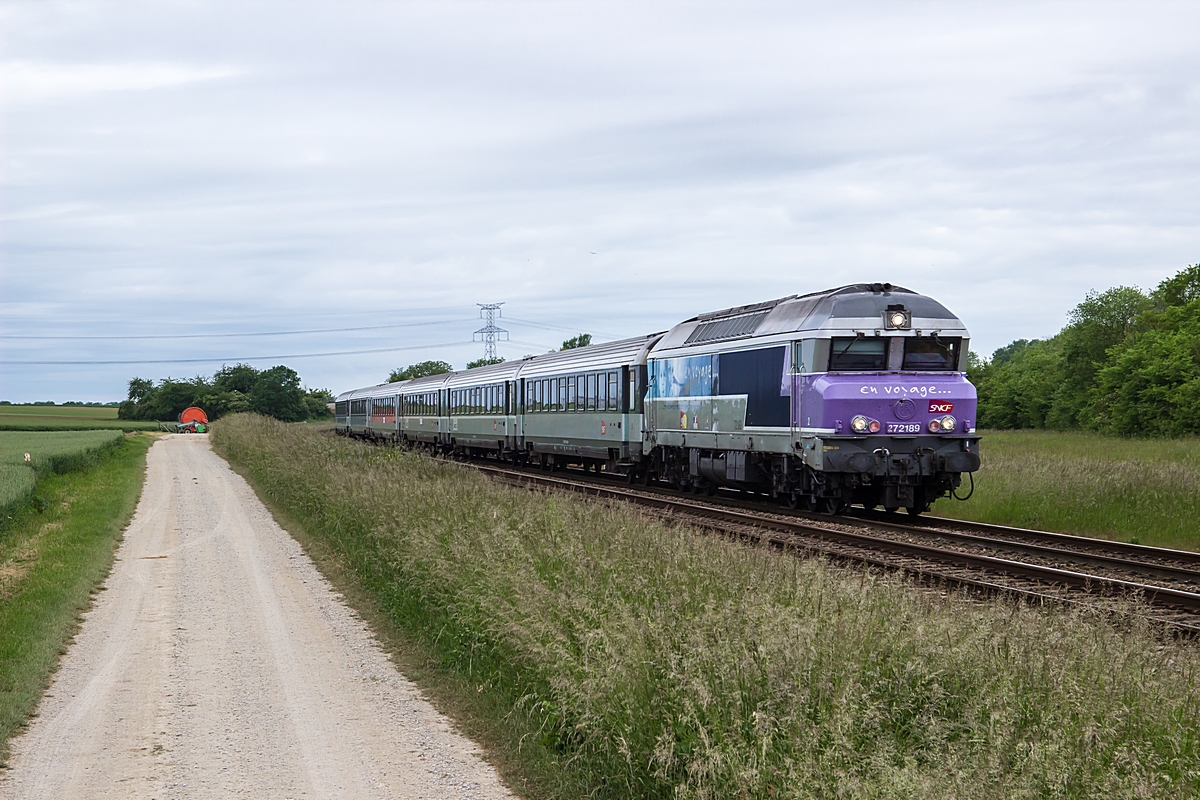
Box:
[0, 434, 516, 799]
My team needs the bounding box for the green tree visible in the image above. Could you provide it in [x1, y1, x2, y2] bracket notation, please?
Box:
[1151, 263, 1200, 309]
[1091, 298, 1200, 435]
[388, 360, 452, 383]
[1052, 286, 1151, 427]
[466, 357, 505, 369]
[975, 339, 1064, 430]
[303, 388, 335, 420]
[250, 365, 306, 422]
[561, 333, 592, 350]
[213, 363, 259, 394]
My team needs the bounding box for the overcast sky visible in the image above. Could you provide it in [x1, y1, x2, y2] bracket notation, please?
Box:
[3, 1, 1198, 402]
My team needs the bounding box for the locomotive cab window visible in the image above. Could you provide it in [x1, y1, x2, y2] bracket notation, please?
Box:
[828, 337, 887, 371]
[903, 337, 961, 371]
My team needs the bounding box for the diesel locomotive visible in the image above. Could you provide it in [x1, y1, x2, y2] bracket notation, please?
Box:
[336, 283, 981, 515]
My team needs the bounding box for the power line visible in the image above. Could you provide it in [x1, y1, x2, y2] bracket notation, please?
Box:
[0, 318, 473, 341]
[473, 303, 508, 362]
[0, 341, 471, 366]
[504, 316, 622, 340]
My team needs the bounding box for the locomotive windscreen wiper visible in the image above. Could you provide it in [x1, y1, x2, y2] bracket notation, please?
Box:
[834, 331, 864, 359]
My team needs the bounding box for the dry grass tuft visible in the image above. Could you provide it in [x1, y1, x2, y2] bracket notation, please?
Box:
[214, 414, 1200, 799]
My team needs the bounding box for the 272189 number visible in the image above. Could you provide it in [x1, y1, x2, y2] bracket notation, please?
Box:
[886, 423, 922, 434]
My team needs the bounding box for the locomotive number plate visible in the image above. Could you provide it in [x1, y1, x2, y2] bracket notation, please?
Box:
[886, 423, 923, 434]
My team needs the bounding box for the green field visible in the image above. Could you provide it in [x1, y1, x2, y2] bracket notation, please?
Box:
[0, 431, 124, 522]
[0, 406, 159, 432]
[938, 429, 1200, 550]
[214, 413, 1200, 799]
[0, 434, 154, 761]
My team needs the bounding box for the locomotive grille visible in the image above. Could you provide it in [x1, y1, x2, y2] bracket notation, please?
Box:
[684, 311, 769, 345]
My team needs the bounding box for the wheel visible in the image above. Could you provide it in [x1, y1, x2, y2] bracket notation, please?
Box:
[906, 505, 925, 517]
[884, 506, 899, 514]
[821, 497, 841, 515]
[786, 492, 800, 510]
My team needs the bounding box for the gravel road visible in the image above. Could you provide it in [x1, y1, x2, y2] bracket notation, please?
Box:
[0, 434, 516, 800]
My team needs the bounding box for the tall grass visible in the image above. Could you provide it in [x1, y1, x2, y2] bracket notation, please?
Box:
[943, 430, 1200, 550]
[214, 414, 1200, 799]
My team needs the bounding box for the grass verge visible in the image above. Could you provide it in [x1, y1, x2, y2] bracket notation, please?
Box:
[0, 433, 154, 762]
[941, 429, 1200, 550]
[214, 414, 1200, 799]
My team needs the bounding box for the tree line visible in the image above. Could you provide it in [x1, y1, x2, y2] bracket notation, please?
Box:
[118, 364, 334, 423]
[971, 264, 1200, 436]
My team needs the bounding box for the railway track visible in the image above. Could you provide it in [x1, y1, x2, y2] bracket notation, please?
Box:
[466, 459, 1200, 632]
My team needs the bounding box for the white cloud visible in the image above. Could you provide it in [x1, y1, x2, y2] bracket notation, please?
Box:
[0, 61, 239, 103]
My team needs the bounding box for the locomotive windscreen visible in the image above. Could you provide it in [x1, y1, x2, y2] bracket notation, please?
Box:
[902, 337, 961, 370]
[829, 337, 887, 371]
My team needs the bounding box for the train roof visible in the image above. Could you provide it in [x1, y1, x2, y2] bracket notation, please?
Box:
[337, 334, 663, 400]
[514, 334, 662, 379]
[651, 283, 968, 354]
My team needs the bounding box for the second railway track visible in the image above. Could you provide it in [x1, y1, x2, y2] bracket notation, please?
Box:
[465, 458, 1200, 632]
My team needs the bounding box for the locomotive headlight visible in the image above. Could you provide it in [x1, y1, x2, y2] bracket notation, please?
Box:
[851, 415, 870, 434]
[884, 307, 911, 329]
[940, 415, 957, 432]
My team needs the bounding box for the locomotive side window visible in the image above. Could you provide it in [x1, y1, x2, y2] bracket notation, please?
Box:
[903, 337, 960, 370]
[828, 337, 887, 371]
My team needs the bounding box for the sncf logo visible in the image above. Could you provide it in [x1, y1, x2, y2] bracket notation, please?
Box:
[929, 401, 954, 414]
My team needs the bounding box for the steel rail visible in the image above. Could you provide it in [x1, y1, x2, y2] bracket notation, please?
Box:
[821, 513, 1200, 586]
[469, 462, 1200, 621]
[857, 509, 1200, 567]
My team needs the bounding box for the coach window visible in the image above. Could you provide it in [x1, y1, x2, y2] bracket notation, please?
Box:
[828, 337, 887, 371]
[597, 374, 607, 411]
[586, 373, 596, 411]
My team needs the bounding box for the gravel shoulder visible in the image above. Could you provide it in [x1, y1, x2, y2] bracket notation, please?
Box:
[0, 434, 515, 800]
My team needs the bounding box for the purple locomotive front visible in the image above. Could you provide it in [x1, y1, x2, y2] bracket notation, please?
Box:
[644, 283, 981, 515]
